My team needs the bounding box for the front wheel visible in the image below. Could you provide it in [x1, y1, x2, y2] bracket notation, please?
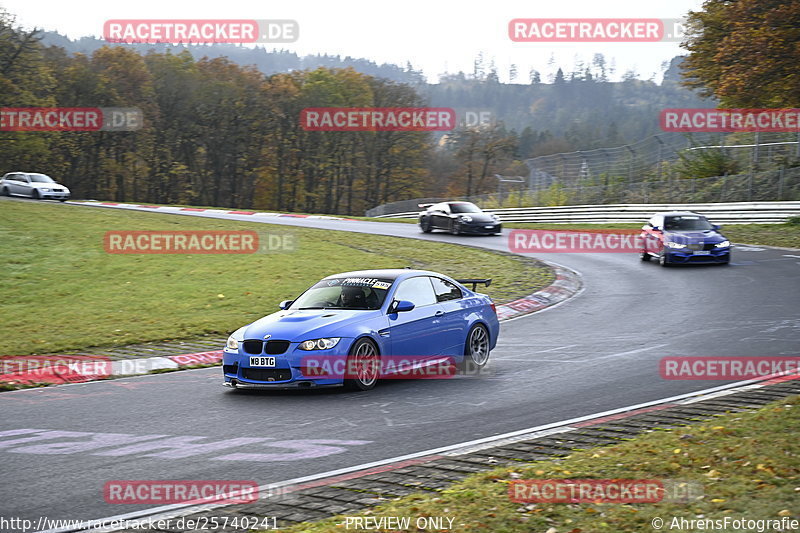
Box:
[32, 190, 40, 200]
[343, 338, 380, 391]
[450, 219, 461, 235]
[420, 218, 432, 233]
[658, 250, 670, 267]
[641, 250, 651, 262]
[459, 324, 490, 373]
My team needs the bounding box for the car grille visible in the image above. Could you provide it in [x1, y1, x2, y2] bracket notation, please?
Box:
[266, 340, 290, 354]
[241, 340, 291, 355]
[242, 340, 263, 354]
[241, 368, 292, 381]
[687, 243, 717, 251]
[223, 364, 238, 375]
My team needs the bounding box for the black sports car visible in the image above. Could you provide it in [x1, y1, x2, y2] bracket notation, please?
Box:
[418, 202, 502, 235]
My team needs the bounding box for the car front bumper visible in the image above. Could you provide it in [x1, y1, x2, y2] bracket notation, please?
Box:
[459, 223, 502, 234]
[39, 191, 70, 200]
[665, 248, 730, 264]
[222, 339, 355, 388]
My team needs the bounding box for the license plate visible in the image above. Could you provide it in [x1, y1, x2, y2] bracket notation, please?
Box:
[249, 356, 276, 367]
[693, 250, 711, 255]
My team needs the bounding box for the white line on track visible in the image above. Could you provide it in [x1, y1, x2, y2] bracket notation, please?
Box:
[41, 372, 797, 532]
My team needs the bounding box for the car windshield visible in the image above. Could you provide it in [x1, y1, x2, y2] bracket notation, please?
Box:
[449, 203, 481, 213]
[28, 174, 55, 183]
[664, 216, 714, 231]
[290, 277, 393, 310]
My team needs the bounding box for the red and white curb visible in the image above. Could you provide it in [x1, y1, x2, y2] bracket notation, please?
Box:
[495, 263, 582, 321]
[42, 370, 800, 532]
[0, 351, 223, 387]
[73, 201, 359, 221]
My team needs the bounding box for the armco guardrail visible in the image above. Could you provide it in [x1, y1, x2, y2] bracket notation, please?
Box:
[374, 201, 800, 225]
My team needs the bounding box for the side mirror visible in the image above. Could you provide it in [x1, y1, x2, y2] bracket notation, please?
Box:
[651, 225, 661, 231]
[712, 224, 721, 230]
[390, 300, 415, 313]
[278, 300, 293, 310]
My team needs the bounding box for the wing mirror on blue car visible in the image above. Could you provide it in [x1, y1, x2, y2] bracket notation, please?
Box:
[279, 300, 294, 310]
[390, 300, 415, 313]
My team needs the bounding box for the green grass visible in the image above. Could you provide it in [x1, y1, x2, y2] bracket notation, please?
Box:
[284, 395, 800, 533]
[367, 217, 800, 249]
[0, 200, 554, 355]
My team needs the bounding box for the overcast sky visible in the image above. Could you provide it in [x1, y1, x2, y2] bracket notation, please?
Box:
[3, 0, 705, 83]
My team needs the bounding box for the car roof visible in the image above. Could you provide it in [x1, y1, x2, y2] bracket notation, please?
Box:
[658, 211, 706, 217]
[323, 269, 447, 281]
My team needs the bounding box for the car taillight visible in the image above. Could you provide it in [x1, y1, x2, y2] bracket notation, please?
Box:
[490, 302, 497, 314]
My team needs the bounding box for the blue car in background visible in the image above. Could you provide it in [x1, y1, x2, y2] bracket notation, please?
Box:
[223, 269, 500, 391]
[641, 212, 731, 266]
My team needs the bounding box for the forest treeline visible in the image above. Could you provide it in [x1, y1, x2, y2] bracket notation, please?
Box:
[6, 4, 780, 213]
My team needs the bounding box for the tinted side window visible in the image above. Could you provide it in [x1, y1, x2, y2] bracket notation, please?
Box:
[430, 277, 462, 302]
[393, 277, 437, 307]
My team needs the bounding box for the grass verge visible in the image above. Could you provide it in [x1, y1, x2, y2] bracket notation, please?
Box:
[0, 199, 554, 355]
[283, 394, 800, 533]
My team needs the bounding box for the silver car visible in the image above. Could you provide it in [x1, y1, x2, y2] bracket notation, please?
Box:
[0, 172, 71, 201]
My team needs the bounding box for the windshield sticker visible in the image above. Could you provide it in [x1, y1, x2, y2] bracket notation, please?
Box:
[341, 277, 379, 286]
[372, 281, 391, 290]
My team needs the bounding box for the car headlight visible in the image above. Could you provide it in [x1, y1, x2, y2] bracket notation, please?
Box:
[665, 242, 687, 249]
[715, 240, 731, 248]
[41, 188, 51, 192]
[226, 327, 246, 350]
[460, 215, 473, 223]
[299, 337, 341, 350]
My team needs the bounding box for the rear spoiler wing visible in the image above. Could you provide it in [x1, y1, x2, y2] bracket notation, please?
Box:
[456, 278, 492, 291]
[418, 203, 434, 208]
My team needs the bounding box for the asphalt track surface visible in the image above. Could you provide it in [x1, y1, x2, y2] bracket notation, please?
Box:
[2, 198, 799, 526]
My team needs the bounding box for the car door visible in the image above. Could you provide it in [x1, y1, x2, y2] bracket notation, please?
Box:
[429, 276, 469, 356]
[643, 214, 664, 254]
[386, 276, 447, 359]
[431, 203, 451, 230]
[6, 174, 21, 195]
[17, 174, 33, 196]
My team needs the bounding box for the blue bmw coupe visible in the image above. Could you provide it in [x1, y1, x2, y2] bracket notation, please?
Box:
[223, 269, 500, 391]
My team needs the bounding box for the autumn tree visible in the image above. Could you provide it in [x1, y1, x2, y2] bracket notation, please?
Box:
[681, 0, 800, 107]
